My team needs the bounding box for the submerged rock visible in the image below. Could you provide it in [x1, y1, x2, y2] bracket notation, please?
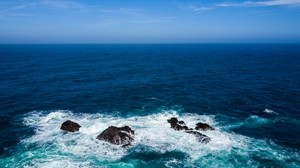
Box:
[195, 122, 215, 131]
[97, 126, 134, 146]
[186, 130, 211, 143]
[60, 120, 81, 132]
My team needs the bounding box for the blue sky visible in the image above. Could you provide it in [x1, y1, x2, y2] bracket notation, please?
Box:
[0, 0, 300, 43]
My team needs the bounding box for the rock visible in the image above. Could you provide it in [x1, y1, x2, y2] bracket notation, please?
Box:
[167, 117, 190, 131]
[195, 122, 215, 131]
[186, 130, 211, 143]
[97, 126, 134, 145]
[121, 143, 132, 148]
[60, 120, 81, 132]
[167, 117, 178, 125]
[167, 117, 211, 143]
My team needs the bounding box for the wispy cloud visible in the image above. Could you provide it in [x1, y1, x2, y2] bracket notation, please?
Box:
[101, 8, 139, 14]
[99, 7, 146, 18]
[217, 0, 300, 7]
[96, 16, 178, 29]
[0, 1, 91, 15]
[130, 16, 179, 23]
[0, 3, 37, 13]
[0, 3, 38, 19]
[39, 0, 87, 10]
[188, 5, 214, 12]
[0, 2, 144, 17]
[179, 0, 300, 14]
[179, 4, 214, 13]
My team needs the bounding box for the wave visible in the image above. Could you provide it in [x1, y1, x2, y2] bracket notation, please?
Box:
[244, 115, 271, 127]
[0, 110, 299, 167]
[263, 109, 278, 115]
[224, 115, 272, 130]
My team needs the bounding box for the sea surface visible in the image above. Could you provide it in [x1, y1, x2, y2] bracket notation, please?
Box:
[0, 44, 299, 168]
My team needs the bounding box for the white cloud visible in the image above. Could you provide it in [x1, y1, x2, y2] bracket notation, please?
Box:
[217, 0, 300, 7]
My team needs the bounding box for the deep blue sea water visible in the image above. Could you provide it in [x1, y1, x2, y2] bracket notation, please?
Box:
[0, 44, 299, 167]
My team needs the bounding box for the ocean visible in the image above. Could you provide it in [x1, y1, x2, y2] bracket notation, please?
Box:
[0, 44, 299, 167]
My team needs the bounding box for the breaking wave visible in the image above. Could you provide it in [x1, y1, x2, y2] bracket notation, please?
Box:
[263, 108, 278, 115]
[0, 110, 299, 168]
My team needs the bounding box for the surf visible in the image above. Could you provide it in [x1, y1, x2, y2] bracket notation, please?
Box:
[1, 110, 299, 168]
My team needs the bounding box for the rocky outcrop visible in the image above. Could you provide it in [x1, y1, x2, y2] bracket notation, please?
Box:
[167, 117, 192, 131]
[60, 118, 213, 147]
[195, 122, 215, 131]
[60, 120, 81, 132]
[97, 126, 134, 146]
[167, 117, 212, 143]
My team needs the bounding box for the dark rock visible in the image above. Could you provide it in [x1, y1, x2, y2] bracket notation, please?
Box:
[121, 143, 132, 148]
[167, 118, 211, 143]
[167, 117, 190, 131]
[167, 117, 178, 124]
[174, 124, 188, 131]
[195, 122, 215, 131]
[186, 130, 211, 143]
[182, 126, 189, 130]
[97, 126, 134, 145]
[60, 120, 81, 132]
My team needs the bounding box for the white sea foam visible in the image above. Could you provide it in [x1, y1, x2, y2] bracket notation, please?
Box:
[2, 110, 298, 167]
[20, 110, 237, 162]
[263, 108, 277, 114]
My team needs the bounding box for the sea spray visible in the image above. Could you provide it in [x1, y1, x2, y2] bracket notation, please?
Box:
[1, 110, 299, 167]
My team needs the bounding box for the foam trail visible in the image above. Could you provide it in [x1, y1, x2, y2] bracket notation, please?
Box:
[1, 110, 299, 168]
[223, 115, 271, 130]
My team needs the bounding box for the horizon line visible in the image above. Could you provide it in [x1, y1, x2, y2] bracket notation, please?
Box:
[1, 42, 300, 45]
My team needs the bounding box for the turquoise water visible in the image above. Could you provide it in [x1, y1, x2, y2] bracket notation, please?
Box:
[0, 44, 300, 167]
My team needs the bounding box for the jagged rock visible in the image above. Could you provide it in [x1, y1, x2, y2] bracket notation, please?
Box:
[186, 130, 211, 143]
[97, 126, 134, 146]
[167, 117, 190, 131]
[167, 117, 211, 143]
[195, 122, 215, 131]
[60, 120, 81, 132]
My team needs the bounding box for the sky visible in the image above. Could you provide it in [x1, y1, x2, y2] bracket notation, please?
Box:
[0, 0, 300, 43]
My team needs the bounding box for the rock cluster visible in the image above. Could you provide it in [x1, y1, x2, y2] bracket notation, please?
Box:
[167, 117, 192, 131]
[167, 117, 214, 143]
[60, 117, 215, 146]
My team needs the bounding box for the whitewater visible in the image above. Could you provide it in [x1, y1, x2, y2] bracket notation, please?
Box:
[1, 110, 298, 168]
